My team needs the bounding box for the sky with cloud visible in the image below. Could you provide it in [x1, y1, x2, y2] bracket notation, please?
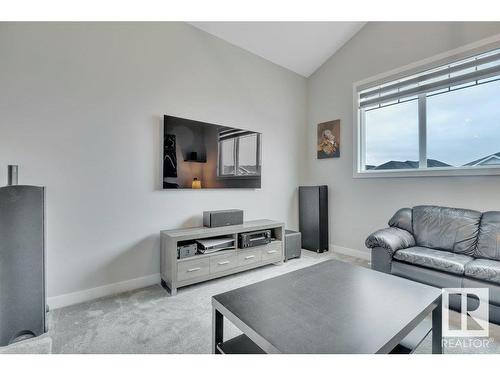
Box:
[364, 79, 500, 167]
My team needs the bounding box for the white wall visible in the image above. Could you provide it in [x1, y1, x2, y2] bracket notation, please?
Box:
[306, 22, 500, 257]
[0, 22, 307, 303]
[5, 21, 500, 305]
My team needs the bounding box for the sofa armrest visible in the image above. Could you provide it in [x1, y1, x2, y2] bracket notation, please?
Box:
[365, 227, 415, 256]
[371, 247, 392, 274]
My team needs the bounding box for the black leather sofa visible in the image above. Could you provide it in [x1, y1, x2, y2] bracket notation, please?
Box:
[366, 205, 500, 325]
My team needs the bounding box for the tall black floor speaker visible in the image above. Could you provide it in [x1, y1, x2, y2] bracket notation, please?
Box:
[0, 166, 46, 346]
[298, 185, 329, 253]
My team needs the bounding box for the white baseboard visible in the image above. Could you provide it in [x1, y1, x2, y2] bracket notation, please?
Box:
[48, 245, 370, 309]
[48, 273, 161, 309]
[330, 244, 371, 262]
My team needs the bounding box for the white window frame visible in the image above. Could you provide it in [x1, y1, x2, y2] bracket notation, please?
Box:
[353, 33, 500, 178]
[217, 133, 261, 179]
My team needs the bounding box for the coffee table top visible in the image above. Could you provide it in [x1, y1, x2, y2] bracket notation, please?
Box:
[212, 259, 441, 353]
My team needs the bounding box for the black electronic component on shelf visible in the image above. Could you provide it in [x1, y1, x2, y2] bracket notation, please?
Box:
[238, 230, 272, 249]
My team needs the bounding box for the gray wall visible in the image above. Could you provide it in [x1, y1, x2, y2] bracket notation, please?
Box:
[0, 22, 307, 300]
[306, 22, 500, 256]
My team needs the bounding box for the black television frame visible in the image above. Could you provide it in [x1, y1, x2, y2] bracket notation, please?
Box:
[163, 115, 262, 189]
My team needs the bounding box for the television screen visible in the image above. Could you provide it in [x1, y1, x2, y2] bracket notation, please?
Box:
[163, 115, 262, 189]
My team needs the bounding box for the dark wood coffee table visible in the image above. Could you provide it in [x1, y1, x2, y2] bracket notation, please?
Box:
[212, 259, 442, 354]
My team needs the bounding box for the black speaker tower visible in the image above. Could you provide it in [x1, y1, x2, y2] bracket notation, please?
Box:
[298, 185, 329, 253]
[0, 166, 46, 346]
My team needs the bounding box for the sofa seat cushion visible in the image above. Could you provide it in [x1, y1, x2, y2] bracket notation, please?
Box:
[393, 246, 474, 275]
[464, 259, 500, 285]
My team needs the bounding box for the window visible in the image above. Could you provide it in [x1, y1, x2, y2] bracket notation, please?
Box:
[220, 138, 235, 175]
[364, 100, 419, 170]
[427, 80, 500, 168]
[218, 130, 261, 178]
[355, 42, 500, 176]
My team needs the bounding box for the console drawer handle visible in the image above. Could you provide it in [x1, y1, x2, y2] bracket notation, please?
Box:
[218, 261, 230, 265]
[245, 255, 255, 260]
[267, 250, 277, 254]
[187, 267, 201, 272]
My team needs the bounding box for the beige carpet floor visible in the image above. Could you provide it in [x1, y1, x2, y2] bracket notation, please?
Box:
[2, 250, 499, 354]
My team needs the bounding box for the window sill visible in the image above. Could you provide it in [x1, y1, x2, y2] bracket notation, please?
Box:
[353, 165, 500, 178]
[216, 175, 261, 180]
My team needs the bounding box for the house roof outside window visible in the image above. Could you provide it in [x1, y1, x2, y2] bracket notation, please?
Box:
[366, 152, 500, 170]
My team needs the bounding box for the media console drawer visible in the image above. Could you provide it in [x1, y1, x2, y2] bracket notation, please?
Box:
[261, 242, 282, 262]
[177, 258, 209, 281]
[210, 253, 238, 274]
[238, 249, 261, 266]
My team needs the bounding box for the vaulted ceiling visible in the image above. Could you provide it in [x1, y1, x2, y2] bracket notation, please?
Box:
[189, 22, 366, 77]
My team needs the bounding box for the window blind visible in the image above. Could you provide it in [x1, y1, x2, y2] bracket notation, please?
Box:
[218, 129, 255, 141]
[358, 48, 500, 109]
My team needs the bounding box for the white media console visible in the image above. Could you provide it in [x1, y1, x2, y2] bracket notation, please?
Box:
[160, 220, 285, 295]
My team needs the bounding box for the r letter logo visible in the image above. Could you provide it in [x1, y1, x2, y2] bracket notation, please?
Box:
[442, 288, 489, 337]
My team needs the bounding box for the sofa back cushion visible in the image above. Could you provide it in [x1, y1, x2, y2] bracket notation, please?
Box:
[476, 211, 500, 260]
[388, 208, 413, 233]
[412, 205, 481, 255]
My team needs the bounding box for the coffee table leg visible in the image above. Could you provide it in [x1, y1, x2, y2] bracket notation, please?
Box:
[212, 307, 223, 354]
[432, 296, 443, 354]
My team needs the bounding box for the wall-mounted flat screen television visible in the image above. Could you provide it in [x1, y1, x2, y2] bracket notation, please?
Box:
[163, 115, 262, 189]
